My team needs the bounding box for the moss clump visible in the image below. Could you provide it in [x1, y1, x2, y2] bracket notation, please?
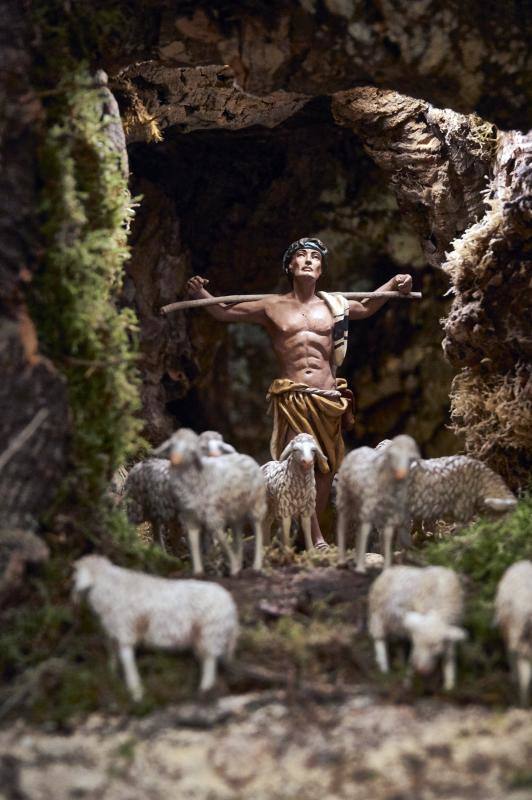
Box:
[421, 495, 532, 702]
[31, 66, 145, 507]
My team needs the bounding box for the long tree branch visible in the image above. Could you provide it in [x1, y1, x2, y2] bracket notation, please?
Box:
[160, 291, 422, 315]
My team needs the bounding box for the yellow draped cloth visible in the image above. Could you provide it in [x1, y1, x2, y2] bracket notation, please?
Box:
[266, 378, 350, 474]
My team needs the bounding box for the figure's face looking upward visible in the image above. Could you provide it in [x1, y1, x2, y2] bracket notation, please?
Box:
[289, 248, 323, 283]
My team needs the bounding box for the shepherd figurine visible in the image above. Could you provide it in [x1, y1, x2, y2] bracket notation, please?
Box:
[163, 237, 417, 550]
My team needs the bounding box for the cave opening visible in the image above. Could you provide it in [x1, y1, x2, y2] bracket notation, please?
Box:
[126, 95, 459, 462]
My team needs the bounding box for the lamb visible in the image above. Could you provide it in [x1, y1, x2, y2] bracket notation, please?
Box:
[406, 455, 517, 527]
[72, 555, 238, 701]
[156, 428, 266, 575]
[335, 434, 420, 571]
[495, 561, 532, 706]
[368, 565, 467, 689]
[261, 433, 328, 551]
[198, 430, 236, 457]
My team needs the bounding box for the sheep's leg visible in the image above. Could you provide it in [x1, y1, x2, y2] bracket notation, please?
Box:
[355, 522, 372, 573]
[107, 637, 119, 674]
[153, 522, 167, 552]
[281, 517, 292, 550]
[374, 638, 389, 673]
[337, 511, 348, 563]
[252, 517, 263, 572]
[382, 525, 395, 570]
[199, 655, 217, 692]
[443, 643, 456, 691]
[263, 516, 272, 548]
[119, 644, 143, 702]
[187, 523, 203, 575]
[517, 656, 531, 707]
[214, 528, 240, 576]
[301, 515, 313, 551]
[233, 523, 244, 572]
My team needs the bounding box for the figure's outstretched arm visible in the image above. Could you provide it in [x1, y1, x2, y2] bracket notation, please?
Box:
[348, 274, 413, 319]
[185, 276, 268, 324]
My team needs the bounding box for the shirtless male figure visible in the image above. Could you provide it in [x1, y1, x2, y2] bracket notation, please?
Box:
[186, 237, 412, 549]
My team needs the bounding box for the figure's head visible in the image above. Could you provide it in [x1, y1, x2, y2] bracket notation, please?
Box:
[282, 237, 328, 284]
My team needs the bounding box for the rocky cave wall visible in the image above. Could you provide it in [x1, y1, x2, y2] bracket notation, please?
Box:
[125, 101, 458, 462]
[2, 0, 530, 533]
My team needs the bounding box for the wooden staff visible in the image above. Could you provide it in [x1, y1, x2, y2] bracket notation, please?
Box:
[160, 291, 422, 315]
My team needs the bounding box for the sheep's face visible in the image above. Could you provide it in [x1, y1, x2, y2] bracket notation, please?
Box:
[385, 435, 420, 481]
[280, 434, 328, 472]
[154, 429, 201, 468]
[198, 431, 236, 457]
[405, 611, 467, 675]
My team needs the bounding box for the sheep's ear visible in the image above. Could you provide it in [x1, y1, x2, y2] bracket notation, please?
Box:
[313, 442, 329, 472]
[404, 611, 425, 633]
[219, 442, 236, 454]
[279, 441, 294, 461]
[446, 625, 468, 643]
[153, 437, 173, 457]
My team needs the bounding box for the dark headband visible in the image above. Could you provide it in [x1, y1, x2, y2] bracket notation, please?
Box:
[282, 237, 328, 276]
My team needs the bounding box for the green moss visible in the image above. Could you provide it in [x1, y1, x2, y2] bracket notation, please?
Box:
[31, 67, 144, 507]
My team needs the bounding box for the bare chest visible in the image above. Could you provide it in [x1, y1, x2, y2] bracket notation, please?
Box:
[266, 301, 333, 336]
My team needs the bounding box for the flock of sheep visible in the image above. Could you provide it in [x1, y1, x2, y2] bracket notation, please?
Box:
[73, 428, 531, 706]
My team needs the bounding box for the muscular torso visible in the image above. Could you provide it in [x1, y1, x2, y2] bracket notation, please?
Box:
[263, 295, 336, 390]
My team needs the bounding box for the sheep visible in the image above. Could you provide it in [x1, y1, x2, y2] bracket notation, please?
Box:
[495, 561, 532, 706]
[72, 555, 238, 701]
[335, 434, 420, 571]
[261, 433, 328, 551]
[198, 430, 236, 457]
[123, 457, 179, 551]
[368, 565, 467, 690]
[406, 455, 517, 528]
[156, 429, 266, 575]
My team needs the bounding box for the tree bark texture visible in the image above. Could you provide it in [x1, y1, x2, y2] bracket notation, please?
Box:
[0, 0, 68, 530]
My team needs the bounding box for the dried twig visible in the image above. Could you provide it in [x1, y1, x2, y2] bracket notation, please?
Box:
[0, 409, 49, 472]
[161, 291, 422, 315]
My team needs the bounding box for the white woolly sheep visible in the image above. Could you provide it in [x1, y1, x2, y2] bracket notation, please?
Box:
[335, 434, 420, 571]
[198, 430, 237, 457]
[495, 560, 532, 706]
[406, 455, 517, 527]
[73, 555, 238, 701]
[156, 429, 266, 575]
[368, 565, 467, 689]
[261, 433, 328, 551]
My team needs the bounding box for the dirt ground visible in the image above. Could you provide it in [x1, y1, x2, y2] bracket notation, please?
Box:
[1, 557, 531, 799]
